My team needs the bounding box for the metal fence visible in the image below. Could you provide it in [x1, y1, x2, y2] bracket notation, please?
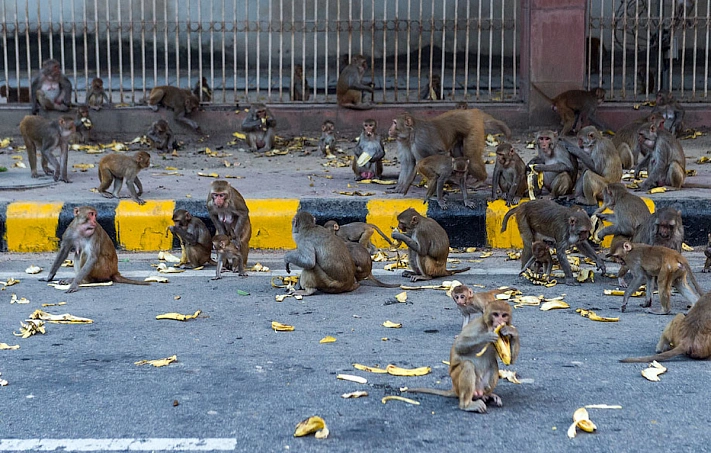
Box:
[0, 0, 520, 106]
[587, 0, 711, 101]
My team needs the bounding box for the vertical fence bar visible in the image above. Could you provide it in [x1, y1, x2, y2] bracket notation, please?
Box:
[163, 0, 168, 85]
[13, 0, 22, 94]
[312, 0, 317, 103]
[48, 1, 53, 60]
[512, 0, 517, 98]
[324, 0, 329, 100]
[210, 0, 216, 102]
[381, 1, 387, 102]
[106, 0, 112, 101]
[36, 1, 42, 68]
[680, 2, 688, 96]
[428, 1, 434, 101]
[668, 2, 675, 93]
[476, 0, 481, 99]
[24, 1, 32, 91]
[278, 0, 283, 102]
[187, 0, 193, 92]
[267, 0, 272, 101]
[705, 0, 710, 97]
[118, 0, 124, 101]
[359, 0, 363, 54]
[463, 0, 470, 99]
[220, 0, 225, 103]
[488, 0, 493, 99]
[691, 0, 698, 99]
[233, 0, 237, 101]
[244, 0, 248, 101]
[300, 1, 305, 101]
[405, 0, 411, 101]
[440, 1, 446, 100]
[197, 0, 204, 99]
[394, 0, 399, 101]
[152, 0, 157, 89]
[417, 0, 423, 99]
[453, 0, 459, 101]
[60, 0, 66, 89]
[289, 0, 294, 102]
[71, 0, 78, 103]
[94, 0, 100, 84]
[499, 0, 504, 100]
[1, 2, 9, 100]
[129, 0, 136, 101]
[82, 1, 88, 98]
[369, 0, 375, 99]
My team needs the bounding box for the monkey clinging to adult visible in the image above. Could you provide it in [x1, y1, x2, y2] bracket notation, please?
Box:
[168, 208, 216, 269]
[519, 240, 554, 278]
[31, 58, 72, 114]
[450, 285, 513, 330]
[96, 151, 151, 205]
[86, 77, 110, 110]
[147, 85, 203, 133]
[40, 206, 151, 293]
[336, 54, 374, 110]
[402, 155, 473, 210]
[490, 143, 527, 206]
[241, 103, 277, 153]
[352, 118, 385, 180]
[212, 234, 247, 279]
[19, 115, 75, 183]
[207, 180, 251, 266]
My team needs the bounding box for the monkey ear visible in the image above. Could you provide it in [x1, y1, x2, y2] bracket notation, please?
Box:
[73, 207, 80, 216]
[333, 224, 340, 231]
[623, 241, 632, 252]
[404, 115, 414, 128]
[411, 215, 419, 225]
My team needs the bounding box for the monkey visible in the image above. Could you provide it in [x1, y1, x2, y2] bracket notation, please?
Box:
[455, 101, 468, 110]
[634, 123, 686, 190]
[206, 180, 251, 266]
[490, 143, 527, 207]
[86, 77, 110, 110]
[704, 234, 711, 273]
[352, 118, 385, 180]
[0, 85, 30, 103]
[212, 234, 246, 279]
[322, 220, 395, 254]
[501, 199, 606, 286]
[593, 183, 652, 242]
[451, 286, 513, 330]
[316, 120, 336, 157]
[284, 211, 359, 295]
[146, 119, 178, 153]
[519, 240, 554, 277]
[402, 155, 473, 210]
[651, 90, 685, 137]
[19, 115, 75, 183]
[291, 64, 312, 102]
[527, 130, 578, 199]
[96, 151, 151, 205]
[336, 54, 374, 110]
[168, 209, 215, 269]
[40, 206, 150, 293]
[420, 73, 441, 100]
[391, 208, 470, 282]
[344, 241, 399, 288]
[147, 85, 202, 133]
[567, 126, 623, 205]
[612, 114, 664, 168]
[607, 241, 701, 314]
[632, 206, 684, 253]
[407, 300, 520, 413]
[192, 76, 213, 102]
[31, 58, 72, 114]
[72, 105, 93, 144]
[621, 291, 711, 363]
[531, 85, 606, 136]
[241, 103, 276, 153]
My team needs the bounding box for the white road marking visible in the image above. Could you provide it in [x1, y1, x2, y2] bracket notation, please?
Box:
[0, 438, 237, 451]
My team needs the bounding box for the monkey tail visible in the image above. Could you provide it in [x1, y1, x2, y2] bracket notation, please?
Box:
[685, 263, 704, 296]
[112, 274, 151, 286]
[371, 225, 395, 246]
[619, 346, 685, 363]
[484, 118, 512, 141]
[530, 83, 555, 105]
[447, 267, 471, 276]
[500, 206, 519, 233]
[405, 387, 458, 398]
[361, 275, 400, 288]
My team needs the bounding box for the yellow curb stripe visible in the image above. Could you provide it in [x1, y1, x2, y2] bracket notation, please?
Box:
[486, 199, 523, 249]
[5, 202, 64, 252]
[246, 199, 300, 249]
[115, 200, 175, 251]
[366, 198, 428, 248]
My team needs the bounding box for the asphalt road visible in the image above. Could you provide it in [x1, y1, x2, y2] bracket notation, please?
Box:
[1, 249, 710, 452]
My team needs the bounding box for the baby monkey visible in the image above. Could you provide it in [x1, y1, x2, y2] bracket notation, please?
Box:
[212, 234, 247, 279]
[352, 119, 385, 180]
[316, 120, 336, 157]
[451, 285, 513, 330]
[519, 240, 554, 277]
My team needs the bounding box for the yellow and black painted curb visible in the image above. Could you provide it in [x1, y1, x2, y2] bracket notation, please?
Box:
[0, 196, 707, 253]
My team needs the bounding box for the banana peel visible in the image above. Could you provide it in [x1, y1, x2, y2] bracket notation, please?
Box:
[337, 374, 367, 384]
[382, 320, 402, 328]
[567, 407, 597, 438]
[498, 369, 522, 384]
[381, 395, 420, 405]
[493, 323, 513, 365]
[156, 310, 201, 321]
[294, 416, 329, 439]
[319, 336, 336, 344]
[29, 310, 93, 324]
[385, 364, 431, 376]
[394, 291, 408, 303]
[353, 363, 389, 374]
[576, 308, 619, 322]
[272, 321, 295, 331]
[647, 187, 666, 194]
[641, 361, 667, 382]
[540, 300, 570, 311]
[25, 265, 42, 274]
[134, 355, 177, 367]
[10, 294, 29, 304]
[0, 343, 20, 350]
[604, 289, 644, 297]
[13, 320, 45, 338]
[576, 269, 594, 283]
[157, 251, 181, 263]
[341, 391, 368, 398]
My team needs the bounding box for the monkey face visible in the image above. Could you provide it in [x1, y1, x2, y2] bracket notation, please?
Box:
[488, 307, 510, 328]
[363, 121, 376, 137]
[451, 288, 473, 306]
[211, 192, 228, 208]
[74, 207, 98, 237]
[537, 134, 555, 154]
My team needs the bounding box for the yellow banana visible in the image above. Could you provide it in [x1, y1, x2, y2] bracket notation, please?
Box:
[493, 324, 512, 365]
[294, 416, 329, 439]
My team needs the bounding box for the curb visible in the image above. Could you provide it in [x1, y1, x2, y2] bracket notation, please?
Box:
[0, 196, 709, 253]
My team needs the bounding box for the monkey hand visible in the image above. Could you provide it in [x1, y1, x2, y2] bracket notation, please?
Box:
[65, 284, 80, 293]
[499, 325, 518, 340]
[595, 260, 607, 274]
[484, 331, 502, 344]
[464, 200, 476, 209]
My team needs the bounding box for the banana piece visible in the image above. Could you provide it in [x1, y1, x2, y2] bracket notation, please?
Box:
[493, 324, 512, 365]
[294, 416, 329, 439]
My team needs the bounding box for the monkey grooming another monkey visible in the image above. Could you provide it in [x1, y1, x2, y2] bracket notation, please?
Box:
[168, 209, 216, 268]
[451, 286, 513, 329]
[608, 241, 701, 314]
[322, 220, 394, 254]
[491, 143, 527, 206]
[527, 130, 578, 199]
[148, 85, 202, 133]
[96, 151, 151, 205]
[72, 105, 93, 144]
[402, 155, 474, 210]
[19, 114, 75, 183]
[567, 126, 623, 205]
[31, 58, 72, 114]
[86, 77, 110, 110]
[317, 120, 336, 157]
[621, 291, 711, 362]
[207, 180, 251, 266]
[391, 208, 470, 281]
[336, 55, 374, 110]
[212, 234, 247, 279]
[40, 206, 150, 293]
[407, 300, 520, 413]
[519, 240, 554, 277]
[291, 64, 312, 101]
[501, 199, 606, 286]
[634, 122, 686, 190]
[147, 119, 178, 153]
[532, 85, 606, 136]
[241, 103, 277, 153]
[192, 77, 213, 102]
[352, 118, 385, 180]
[343, 241, 399, 288]
[284, 211, 359, 295]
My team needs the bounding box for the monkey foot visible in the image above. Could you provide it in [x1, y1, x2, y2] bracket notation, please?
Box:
[461, 399, 487, 413]
[294, 288, 317, 296]
[410, 275, 433, 282]
[620, 304, 627, 313]
[640, 300, 652, 308]
[401, 270, 416, 278]
[484, 393, 502, 407]
[565, 279, 581, 286]
[646, 308, 671, 315]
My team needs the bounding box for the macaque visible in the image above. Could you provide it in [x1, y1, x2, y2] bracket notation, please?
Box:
[621, 291, 711, 362]
[40, 206, 150, 293]
[455, 102, 468, 110]
[491, 143, 527, 206]
[322, 220, 394, 254]
[568, 126, 623, 205]
[527, 130, 578, 199]
[391, 208, 470, 281]
[19, 114, 75, 183]
[612, 114, 663, 168]
[168, 209, 215, 268]
[241, 103, 276, 153]
[704, 234, 711, 273]
[594, 183, 651, 241]
[192, 77, 213, 102]
[634, 123, 686, 190]
[31, 59, 72, 114]
[0, 85, 30, 103]
[607, 241, 701, 314]
[532, 85, 606, 136]
[212, 234, 246, 279]
[316, 120, 336, 157]
[344, 241, 398, 288]
[652, 91, 685, 137]
[501, 199, 606, 286]
[402, 155, 473, 210]
[632, 207, 684, 252]
[519, 240, 554, 277]
[284, 211, 359, 295]
[86, 77, 110, 110]
[147, 119, 178, 153]
[97, 151, 151, 205]
[407, 300, 520, 413]
[291, 64, 312, 101]
[148, 85, 202, 133]
[206, 180, 251, 266]
[420, 74, 442, 100]
[352, 119, 385, 180]
[336, 55, 374, 110]
[72, 105, 93, 144]
[451, 286, 512, 330]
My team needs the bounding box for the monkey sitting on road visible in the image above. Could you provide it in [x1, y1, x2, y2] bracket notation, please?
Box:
[241, 103, 277, 153]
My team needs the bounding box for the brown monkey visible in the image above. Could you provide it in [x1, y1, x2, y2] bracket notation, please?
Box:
[316, 120, 336, 157]
[97, 151, 151, 205]
[455, 101, 468, 110]
[651, 91, 685, 137]
[147, 85, 202, 133]
[0, 85, 30, 103]
[31, 59, 72, 114]
[72, 105, 93, 144]
[391, 208, 470, 281]
[19, 115, 75, 183]
[607, 241, 701, 314]
[192, 77, 213, 102]
[519, 240, 554, 277]
[40, 206, 150, 293]
[336, 55, 374, 110]
[206, 180, 251, 266]
[451, 286, 512, 329]
[284, 211, 358, 295]
[168, 209, 215, 269]
[86, 77, 110, 110]
[634, 123, 686, 190]
[291, 64, 312, 102]
[491, 143, 527, 206]
[420, 74, 442, 100]
[594, 183, 651, 241]
[612, 114, 663, 168]
[527, 130, 578, 199]
[322, 220, 394, 254]
[532, 85, 606, 136]
[241, 103, 276, 153]
[501, 199, 606, 286]
[407, 300, 520, 413]
[402, 155, 473, 210]
[568, 126, 623, 205]
[704, 234, 711, 273]
[632, 207, 684, 252]
[621, 292, 711, 362]
[352, 119, 385, 180]
[212, 234, 246, 279]
[147, 119, 178, 153]
[344, 241, 399, 288]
